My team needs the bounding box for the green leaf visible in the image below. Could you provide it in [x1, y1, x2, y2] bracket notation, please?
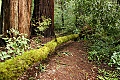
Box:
[1, 52, 7, 55]
[3, 55, 11, 59]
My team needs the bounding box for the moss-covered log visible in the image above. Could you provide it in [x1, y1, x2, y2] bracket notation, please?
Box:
[0, 34, 79, 80]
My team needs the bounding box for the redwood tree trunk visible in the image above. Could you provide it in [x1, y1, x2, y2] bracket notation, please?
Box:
[33, 0, 54, 37]
[10, 0, 18, 30]
[2, 0, 32, 38]
[2, 0, 10, 35]
[18, 0, 32, 38]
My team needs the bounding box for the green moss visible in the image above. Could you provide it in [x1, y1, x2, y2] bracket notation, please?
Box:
[0, 34, 79, 80]
[45, 41, 58, 52]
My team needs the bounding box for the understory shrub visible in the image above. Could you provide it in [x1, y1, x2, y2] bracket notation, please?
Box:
[76, 0, 120, 69]
[110, 51, 120, 70]
[98, 69, 120, 80]
[0, 28, 30, 61]
[32, 16, 51, 36]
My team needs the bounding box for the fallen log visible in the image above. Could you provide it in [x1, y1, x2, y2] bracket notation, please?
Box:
[0, 34, 79, 80]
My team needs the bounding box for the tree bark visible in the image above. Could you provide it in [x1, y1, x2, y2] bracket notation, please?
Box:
[32, 0, 54, 37]
[10, 0, 18, 30]
[2, 0, 10, 35]
[18, 0, 32, 38]
[2, 0, 32, 38]
[0, 0, 2, 34]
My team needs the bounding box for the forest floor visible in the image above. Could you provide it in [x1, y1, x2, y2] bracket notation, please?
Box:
[18, 36, 98, 80]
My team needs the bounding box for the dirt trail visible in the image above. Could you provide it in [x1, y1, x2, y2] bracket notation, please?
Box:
[19, 40, 98, 80]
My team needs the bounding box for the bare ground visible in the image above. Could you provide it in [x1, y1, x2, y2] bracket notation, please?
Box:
[18, 38, 98, 80]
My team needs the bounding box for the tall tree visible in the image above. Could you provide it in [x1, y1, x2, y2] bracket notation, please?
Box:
[61, 0, 65, 27]
[18, 0, 32, 38]
[0, 0, 2, 34]
[2, 0, 10, 35]
[32, 0, 54, 37]
[2, 0, 32, 38]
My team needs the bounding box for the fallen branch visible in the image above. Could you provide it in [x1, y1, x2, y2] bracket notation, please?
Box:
[0, 34, 79, 80]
